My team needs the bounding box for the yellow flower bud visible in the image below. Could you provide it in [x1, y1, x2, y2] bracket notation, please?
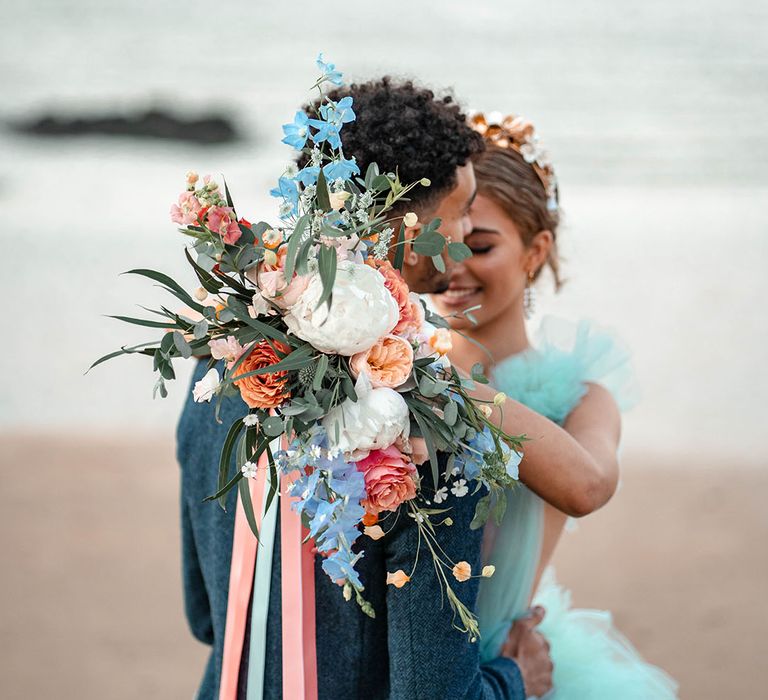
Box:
[328, 190, 351, 211]
[420, 178, 431, 187]
[193, 286, 208, 302]
[185, 170, 199, 185]
[263, 249, 278, 266]
[403, 212, 418, 227]
[482, 565, 496, 578]
[493, 392, 507, 406]
[479, 404, 493, 419]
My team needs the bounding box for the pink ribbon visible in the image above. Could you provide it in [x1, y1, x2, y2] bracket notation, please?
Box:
[218, 444, 318, 700]
[218, 453, 267, 700]
[280, 472, 318, 700]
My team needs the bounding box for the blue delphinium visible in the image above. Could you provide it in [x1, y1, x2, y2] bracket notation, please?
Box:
[277, 428, 368, 591]
[316, 53, 344, 86]
[269, 175, 299, 218]
[323, 156, 359, 182]
[308, 118, 342, 149]
[319, 96, 355, 127]
[295, 165, 320, 187]
[282, 111, 310, 150]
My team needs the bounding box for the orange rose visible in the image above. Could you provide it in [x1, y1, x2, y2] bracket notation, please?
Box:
[232, 340, 291, 409]
[350, 334, 413, 388]
[367, 259, 417, 336]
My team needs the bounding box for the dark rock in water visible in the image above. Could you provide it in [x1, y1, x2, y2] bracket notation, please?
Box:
[12, 108, 241, 145]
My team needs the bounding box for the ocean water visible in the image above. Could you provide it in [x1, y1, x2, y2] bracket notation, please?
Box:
[1, 0, 766, 466]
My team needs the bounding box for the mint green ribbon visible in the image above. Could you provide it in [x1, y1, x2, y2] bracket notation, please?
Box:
[246, 465, 280, 699]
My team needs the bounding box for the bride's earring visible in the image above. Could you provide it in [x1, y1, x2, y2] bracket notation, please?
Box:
[523, 271, 536, 319]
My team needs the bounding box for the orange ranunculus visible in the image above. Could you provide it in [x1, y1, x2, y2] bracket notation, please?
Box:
[361, 512, 379, 527]
[232, 340, 291, 409]
[367, 259, 416, 336]
[349, 334, 413, 388]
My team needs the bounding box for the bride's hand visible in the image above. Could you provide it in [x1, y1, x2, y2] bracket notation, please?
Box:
[500, 606, 554, 698]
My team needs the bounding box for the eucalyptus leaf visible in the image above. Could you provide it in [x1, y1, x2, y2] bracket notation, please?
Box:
[316, 169, 332, 211]
[316, 244, 337, 310]
[412, 230, 445, 257]
[172, 331, 192, 359]
[447, 241, 473, 262]
[431, 254, 446, 273]
[262, 415, 284, 437]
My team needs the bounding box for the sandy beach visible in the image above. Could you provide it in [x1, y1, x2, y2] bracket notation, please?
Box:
[0, 433, 764, 699]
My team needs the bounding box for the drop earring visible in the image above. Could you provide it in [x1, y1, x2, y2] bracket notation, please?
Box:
[523, 270, 536, 319]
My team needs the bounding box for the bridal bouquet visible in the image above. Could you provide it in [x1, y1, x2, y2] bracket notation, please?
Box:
[93, 56, 522, 637]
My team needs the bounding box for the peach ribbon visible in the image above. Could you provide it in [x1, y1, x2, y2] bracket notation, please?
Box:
[218, 445, 318, 700]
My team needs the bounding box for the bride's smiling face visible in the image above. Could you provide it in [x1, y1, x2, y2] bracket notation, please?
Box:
[431, 193, 535, 331]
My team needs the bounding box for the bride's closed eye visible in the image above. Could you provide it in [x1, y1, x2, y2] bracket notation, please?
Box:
[468, 243, 493, 254]
[466, 227, 499, 255]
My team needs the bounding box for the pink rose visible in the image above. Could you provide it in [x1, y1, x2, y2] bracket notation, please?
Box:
[206, 205, 242, 245]
[356, 446, 417, 515]
[170, 191, 202, 225]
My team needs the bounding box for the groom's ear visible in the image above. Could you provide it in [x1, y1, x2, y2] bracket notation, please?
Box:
[402, 222, 423, 268]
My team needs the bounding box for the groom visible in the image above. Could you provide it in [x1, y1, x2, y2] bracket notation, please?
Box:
[178, 77, 553, 699]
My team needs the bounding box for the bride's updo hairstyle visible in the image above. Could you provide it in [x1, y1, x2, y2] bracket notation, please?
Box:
[469, 112, 562, 290]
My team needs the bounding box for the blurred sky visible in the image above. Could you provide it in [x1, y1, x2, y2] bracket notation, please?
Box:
[1, 0, 766, 466]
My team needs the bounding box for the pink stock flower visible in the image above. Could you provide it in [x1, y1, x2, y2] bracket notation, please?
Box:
[170, 191, 202, 225]
[208, 335, 245, 368]
[245, 245, 310, 309]
[206, 206, 242, 245]
[356, 445, 418, 516]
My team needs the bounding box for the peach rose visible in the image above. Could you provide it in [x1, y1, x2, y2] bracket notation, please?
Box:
[232, 340, 291, 409]
[367, 259, 417, 336]
[349, 334, 413, 388]
[356, 445, 417, 516]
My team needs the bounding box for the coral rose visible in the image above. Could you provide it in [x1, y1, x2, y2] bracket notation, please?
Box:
[350, 334, 413, 388]
[356, 445, 417, 516]
[232, 340, 291, 409]
[367, 259, 418, 337]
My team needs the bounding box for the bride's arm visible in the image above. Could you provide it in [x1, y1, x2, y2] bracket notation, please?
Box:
[469, 380, 621, 517]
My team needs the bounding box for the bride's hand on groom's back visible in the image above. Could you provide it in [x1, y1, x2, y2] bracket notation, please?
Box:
[501, 606, 554, 698]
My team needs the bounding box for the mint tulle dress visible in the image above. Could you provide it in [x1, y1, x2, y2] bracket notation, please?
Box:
[477, 316, 678, 699]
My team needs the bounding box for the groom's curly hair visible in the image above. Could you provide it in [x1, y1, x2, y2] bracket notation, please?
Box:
[298, 77, 483, 215]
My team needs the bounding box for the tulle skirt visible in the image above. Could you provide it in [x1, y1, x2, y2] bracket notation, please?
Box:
[533, 569, 679, 699]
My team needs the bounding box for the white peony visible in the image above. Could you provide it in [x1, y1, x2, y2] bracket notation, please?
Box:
[322, 373, 410, 459]
[283, 260, 399, 355]
[192, 368, 220, 403]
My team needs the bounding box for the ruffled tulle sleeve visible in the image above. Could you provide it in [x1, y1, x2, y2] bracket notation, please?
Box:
[491, 316, 636, 425]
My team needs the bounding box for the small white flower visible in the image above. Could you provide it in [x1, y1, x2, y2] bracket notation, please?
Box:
[408, 512, 426, 524]
[310, 147, 322, 167]
[451, 479, 469, 498]
[403, 212, 418, 227]
[450, 466, 461, 477]
[309, 444, 322, 460]
[241, 461, 258, 478]
[192, 368, 220, 403]
[433, 487, 448, 504]
[242, 414, 259, 427]
[327, 446, 341, 460]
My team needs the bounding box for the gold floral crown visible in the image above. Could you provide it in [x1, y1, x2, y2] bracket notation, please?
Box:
[469, 111, 559, 213]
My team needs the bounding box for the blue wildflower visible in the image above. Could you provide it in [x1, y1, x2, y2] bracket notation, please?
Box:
[323, 156, 360, 182]
[269, 176, 299, 217]
[322, 549, 363, 589]
[281, 111, 310, 150]
[295, 165, 320, 186]
[307, 118, 342, 149]
[316, 53, 344, 86]
[319, 96, 356, 127]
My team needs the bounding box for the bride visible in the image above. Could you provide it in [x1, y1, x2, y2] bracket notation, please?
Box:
[431, 112, 679, 699]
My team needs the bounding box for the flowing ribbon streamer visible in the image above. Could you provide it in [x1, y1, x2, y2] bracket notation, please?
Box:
[218, 450, 268, 700]
[219, 439, 318, 700]
[280, 471, 319, 700]
[246, 468, 280, 699]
